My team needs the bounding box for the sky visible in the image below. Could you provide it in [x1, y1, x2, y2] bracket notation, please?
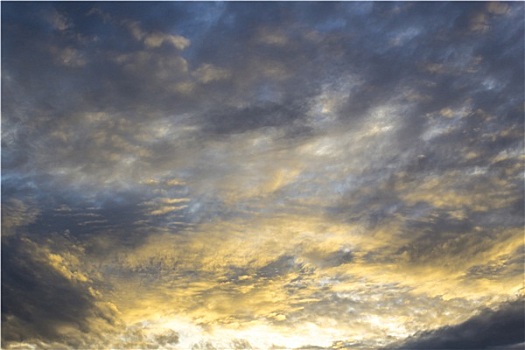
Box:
[1, 1, 524, 349]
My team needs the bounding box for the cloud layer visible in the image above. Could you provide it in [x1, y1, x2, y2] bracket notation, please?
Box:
[2, 2, 524, 349]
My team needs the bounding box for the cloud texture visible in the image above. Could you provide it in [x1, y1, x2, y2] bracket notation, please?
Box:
[2, 2, 524, 349]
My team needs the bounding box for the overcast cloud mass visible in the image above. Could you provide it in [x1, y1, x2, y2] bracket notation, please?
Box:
[2, 2, 524, 349]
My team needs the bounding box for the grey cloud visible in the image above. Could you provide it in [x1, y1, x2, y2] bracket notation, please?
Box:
[192, 340, 218, 350]
[115, 326, 179, 349]
[332, 2, 523, 154]
[200, 100, 309, 136]
[387, 298, 525, 349]
[155, 329, 180, 346]
[302, 248, 353, 269]
[317, 249, 353, 269]
[1, 197, 40, 236]
[328, 177, 405, 228]
[396, 210, 475, 263]
[231, 339, 253, 349]
[3, 2, 522, 194]
[257, 255, 305, 279]
[1, 234, 121, 348]
[466, 244, 525, 281]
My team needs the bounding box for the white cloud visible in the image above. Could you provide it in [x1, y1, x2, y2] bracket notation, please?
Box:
[51, 47, 87, 67]
[192, 64, 231, 83]
[125, 20, 190, 50]
[49, 10, 71, 31]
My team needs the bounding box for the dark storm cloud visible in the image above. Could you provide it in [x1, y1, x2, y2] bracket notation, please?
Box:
[1, 234, 120, 347]
[2, 237, 89, 342]
[387, 298, 525, 350]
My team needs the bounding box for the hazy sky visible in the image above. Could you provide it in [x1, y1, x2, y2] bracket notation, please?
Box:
[2, 2, 524, 349]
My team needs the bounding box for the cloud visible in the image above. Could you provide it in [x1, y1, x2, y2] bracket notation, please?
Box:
[1, 234, 122, 348]
[124, 20, 190, 50]
[486, 2, 510, 16]
[466, 244, 525, 281]
[50, 46, 87, 67]
[387, 298, 525, 349]
[256, 27, 289, 46]
[144, 32, 189, 50]
[1, 198, 40, 236]
[2, 2, 524, 349]
[47, 10, 71, 32]
[192, 63, 231, 83]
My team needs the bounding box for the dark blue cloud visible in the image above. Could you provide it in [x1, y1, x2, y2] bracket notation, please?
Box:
[387, 298, 525, 350]
[1, 234, 120, 347]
